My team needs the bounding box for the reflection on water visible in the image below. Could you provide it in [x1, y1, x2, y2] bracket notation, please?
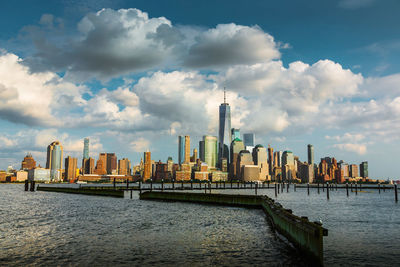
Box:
[1, 184, 308, 267]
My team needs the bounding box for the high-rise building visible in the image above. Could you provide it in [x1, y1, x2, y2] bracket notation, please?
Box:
[21, 153, 36, 170]
[65, 156, 77, 181]
[118, 158, 131, 175]
[231, 128, 240, 141]
[253, 145, 269, 180]
[230, 138, 245, 179]
[83, 138, 89, 160]
[202, 135, 218, 168]
[190, 148, 198, 162]
[106, 153, 117, 174]
[237, 150, 254, 181]
[143, 151, 151, 181]
[350, 164, 359, 178]
[243, 133, 255, 147]
[178, 136, 185, 165]
[307, 144, 314, 166]
[184, 136, 190, 163]
[282, 151, 294, 166]
[82, 157, 95, 174]
[219, 89, 232, 163]
[94, 159, 106, 175]
[268, 145, 274, 175]
[360, 161, 368, 178]
[46, 141, 63, 180]
[99, 153, 107, 171]
[199, 140, 205, 162]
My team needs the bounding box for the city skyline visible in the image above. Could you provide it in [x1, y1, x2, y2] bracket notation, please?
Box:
[1, 1, 400, 178]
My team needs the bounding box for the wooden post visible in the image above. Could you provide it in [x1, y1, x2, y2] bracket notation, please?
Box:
[326, 182, 329, 200]
[355, 182, 358, 195]
[231, 180, 233, 189]
[162, 179, 164, 191]
[126, 178, 129, 189]
[172, 179, 175, 190]
[277, 183, 280, 194]
[383, 184, 386, 192]
[395, 184, 398, 202]
[113, 178, 116, 189]
[378, 183, 381, 194]
[237, 181, 239, 189]
[255, 182, 258, 195]
[224, 181, 226, 189]
[25, 180, 29, 191]
[275, 183, 277, 197]
[322, 182, 324, 192]
[351, 183, 353, 192]
[139, 180, 142, 194]
[336, 183, 338, 191]
[317, 182, 320, 194]
[209, 182, 212, 194]
[191, 179, 193, 190]
[130, 190, 133, 199]
[281, 183, 283, 193]
[268, 180, 270, 188]
[287, 183, 289, 193]
[346, 182, 349, 197]
[150, 179, 153, 192]
[181, 180, 184, 190]
[204, 182, 207, 193]
[307, 183, 310, 196]
[30, 180, 35, 192]
[199, 182, 202, 190]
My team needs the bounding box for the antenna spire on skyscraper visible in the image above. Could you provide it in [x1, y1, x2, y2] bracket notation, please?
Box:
[224, 87, 226, 104]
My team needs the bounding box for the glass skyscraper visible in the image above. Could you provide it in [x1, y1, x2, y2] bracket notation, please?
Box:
[307, 144, 314, 166]
[83, 138, 89, 159]
[243, 133, 255, 147]
[219, 96, 231, 163]
[178, 136, 185, 165]
[46, 141, 63, 180]
[231, 128, 240, 142]
[203, 135, 218, 168]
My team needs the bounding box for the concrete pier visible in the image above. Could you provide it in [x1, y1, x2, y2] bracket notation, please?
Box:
[37, 186, 124, 197]
[140, 191, 328, 265]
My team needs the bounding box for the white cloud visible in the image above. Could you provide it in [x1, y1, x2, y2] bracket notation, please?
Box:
[333, 143, 367, 155]
[130, 137, 150, 152]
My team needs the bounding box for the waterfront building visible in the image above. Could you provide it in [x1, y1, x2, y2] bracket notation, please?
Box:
[243, 165, 261, 182]
[268, 145, 274, 175]
[298, 162, 314, 183]
[21, 153, 36, 170]
[230, 138, 245, 179]
[243, 133, 255, 147]
[155, 161, 170, 181]
[202, 135, 218, 169]
[360, 161, 368, 178]
[307, 144, 314, 166]
[83, 138, 89, 160]
[94, 158, 107, 175]
[338, 161, 349, 177]
[46, 141, 63, 180]
[253, 145, 269, 180]
[28, 168, 51, 181]
[184, 136, 190, 163]
[231, 128, 240, 141]
[219, 89, 232, 164]
[82, 157, 95, 174]
[16, 170, 28, 181]
[350, 164, 359, 178]
[106, 153, 117, 174]
[237, 150, 254, 181]
[118, 158, 131, 175]
[178, 136, 185, 165]
[65, 156, 78, 181]
[143, 151, 151, 181]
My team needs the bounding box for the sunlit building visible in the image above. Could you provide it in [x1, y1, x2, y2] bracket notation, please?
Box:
[46, 141, 63, 180]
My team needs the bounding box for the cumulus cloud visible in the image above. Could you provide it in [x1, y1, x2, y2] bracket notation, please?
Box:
[130, 137, 150, 152]
[333, 143, 367, 155]
[184, 23, 280, 68]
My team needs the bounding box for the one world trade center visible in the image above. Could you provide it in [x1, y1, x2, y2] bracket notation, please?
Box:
[219, 88, 232, 165]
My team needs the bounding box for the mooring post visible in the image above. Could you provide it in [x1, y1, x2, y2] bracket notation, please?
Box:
[224, 181, 226, 189]
[275, 183, 277, 197]
[172, 179, 175, 190]
[336, 183, 338, 191]
[287, 183, 289, 193]
[113, 178, 116, 189]
[130, 190, 132, 199]
[25, 180, 29, 191]
[326, 182, 329, 200]
[322, 182, 324, 192]
[255, 182, 258, 195]
[181, 180, 184, 190]
[30, 180, 35, 192]
[383, 184, 386, 192]
[395, 184, 398, 202]
[307, 183, 310, 196]
[281, 183, 284, 193]
[378, 183, 381, 194]
[209, 182, 212, 194]
[346, 182, 349, 197]
[317, 183, 320, 194]
[277, 183, 280, 194]
[355, 182, 358, 195]
[126, 178, 129, 189]
[231, 180, 233, 188]
[150, 179, 153, 192]
[191, 179, 193, 190]
[162, 179, 164, 191]
[268, 180, 270, 188]
[204, 182, 207, 193]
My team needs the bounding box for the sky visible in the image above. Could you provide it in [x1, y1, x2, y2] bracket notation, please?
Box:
[1, 0, 400, 179]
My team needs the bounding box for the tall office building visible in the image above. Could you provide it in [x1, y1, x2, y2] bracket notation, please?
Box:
[178, 136, 185, 165]
[231, 128, 240, 141]
[350, 164, 359, 178]
[82, 157, 95, 174]
[106, 153, 117, 174]
[65, 156, 77, 181]
[143, 151, 151, 180]
[202, 135, 218, 168]
[243, 133, 255, 147]
[21, 153, 36, 170]
[253, 145, 269, 180]
[282, 151, 294, 167]
[46, 141, 63, 180]
[219, 89, 232, 163]
[184, 136, 190, 163]
[230, 138, 245, 179]
[268, 145, 274, 175]
[360, 161, 368, 178]
[118, 158, 131, 175]
[307, 144, 314, 166]
[83, 138, 89, 160]
[99, 153, 107, 171]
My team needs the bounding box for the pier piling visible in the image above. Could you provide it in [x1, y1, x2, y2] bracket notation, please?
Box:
[24, 180, 29, 191]
[30, 180, 35, 192]
[191, 180, 193, 190]
[126, 179, 129, 189]
[255, 182, 258, 195]
[275, 183, 277, 198]
[130, 190, 133, 199]
[355, 182, 358, 195]
[150, 179, 153, 192]
[113, 178, 116, 189]
[395, 184, 398, 202]
[326, 183, 329, 200]
[317, 183, 320, 194]
[378, 183, 381, 194]
[346, 183, 349, 197]
[307, 183, 310, 196]
[162, 179, 164, 191]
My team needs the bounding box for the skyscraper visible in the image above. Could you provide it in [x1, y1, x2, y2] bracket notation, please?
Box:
[106, 153, 117, 174]
[219, 88, 232, 163]
[307, 144, 314, 166]
[360, 161, 368, 178]
[143, 151, 151, 180]
[65, 156, 77, 181]
[82, 157, 95, 174]
[230, 137, 244, 179]
[21, 153, 36, 170]
[83, 138, 89, 160]
[178, 136, 185, 165]
[203, 135, 218, 168]
[231, 128, 240, 141]
[118, 158, 131, 175]
[268, 145, 274, 175]
[243, 133, 255, 147]
[46, 141, 63, 180]
[184, 135, 190, 163]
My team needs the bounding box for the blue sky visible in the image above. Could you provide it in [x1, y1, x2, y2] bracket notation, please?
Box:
[0, 0, 400, 179]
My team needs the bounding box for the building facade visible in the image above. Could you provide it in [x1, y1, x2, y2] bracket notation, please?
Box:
[21, 153, 36, 170]
[65, 156, 77, 181]
[46, 141, 63, 180]
[83, 138, 89, 159]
